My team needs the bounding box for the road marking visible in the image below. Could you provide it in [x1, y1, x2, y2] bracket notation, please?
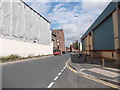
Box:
[79, 68, 86, 73]
[47, 66, 66, 88]
[58, 72, 62, 76]
[61, 69, 64, 72]
[47, 82, 54, 88]
[63, 66, 66, 70]
[83, 75, 120, 89]
[65, 58, 77, 73]
[66, 58, 120, 89]
[54, 76, 59, 81]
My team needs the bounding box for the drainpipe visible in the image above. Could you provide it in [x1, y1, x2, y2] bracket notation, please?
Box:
[116, 2, 120, 66]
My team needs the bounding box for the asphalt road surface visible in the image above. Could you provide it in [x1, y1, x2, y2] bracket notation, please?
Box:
[2, 53, 70, 88]
[2, 53, 115, 88]
[52, 68, 112, 88]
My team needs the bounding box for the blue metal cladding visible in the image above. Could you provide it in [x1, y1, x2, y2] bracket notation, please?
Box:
[93, 15, 115, 50]
[81, 2, 117, 40]
[82, 39, 86, 50]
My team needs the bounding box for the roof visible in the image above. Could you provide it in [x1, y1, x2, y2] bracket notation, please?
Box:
[81, 2, 120, 40]
[51, 29, 63, 31]
[20, 0, 50, 23]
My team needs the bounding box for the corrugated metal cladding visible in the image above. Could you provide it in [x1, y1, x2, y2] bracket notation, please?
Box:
[81, 2, 117, 40]
[93, 15, 115, 50]
[0, 0, 51, 45]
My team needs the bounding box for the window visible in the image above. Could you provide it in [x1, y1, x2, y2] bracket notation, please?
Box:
[89, 33, 91, 36]
[34, 40, 37, 43]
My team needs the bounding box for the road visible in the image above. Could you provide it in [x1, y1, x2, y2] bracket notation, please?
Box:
[52, 68, 112, 88]
[2, 53, 114, 88]
[2, 54, 70, 88]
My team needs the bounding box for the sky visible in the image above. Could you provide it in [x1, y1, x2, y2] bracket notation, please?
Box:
[24, 0, 111, 47]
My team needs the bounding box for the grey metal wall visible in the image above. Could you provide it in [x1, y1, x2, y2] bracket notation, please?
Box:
[0, 0, 51, 45]
[93, 15, 115, 50]
[82, 39, 85, 51]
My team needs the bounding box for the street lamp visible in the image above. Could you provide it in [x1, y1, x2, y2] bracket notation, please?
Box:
[74, 15, 80, 56]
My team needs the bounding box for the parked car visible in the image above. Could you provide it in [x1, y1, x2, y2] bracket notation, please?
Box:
[53, 50, 61, 56]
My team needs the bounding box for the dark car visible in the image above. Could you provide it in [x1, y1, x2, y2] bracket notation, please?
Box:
[53, 50, 61, 56]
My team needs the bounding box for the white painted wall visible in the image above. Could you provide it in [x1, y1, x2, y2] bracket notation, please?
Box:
[0, 1, 53, 57]
[0, 0, 51, 45]
[0, 37, 53, 57]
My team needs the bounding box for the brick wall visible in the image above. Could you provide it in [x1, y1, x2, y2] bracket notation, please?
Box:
[52, 29, 65, 53]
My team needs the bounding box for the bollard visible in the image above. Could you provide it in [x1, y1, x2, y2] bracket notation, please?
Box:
[90, 57, 92, 64]
[85, 55, 87, 62]
[101, 58, 105, 67]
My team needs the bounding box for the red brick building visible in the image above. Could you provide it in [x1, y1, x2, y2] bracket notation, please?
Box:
[52, 29, 65, 53]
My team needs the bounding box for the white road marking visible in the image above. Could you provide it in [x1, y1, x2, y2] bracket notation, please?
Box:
[54, 76, 59, 81]
[63, 66, 66, 70]
[47, 82, 54, 88]
[58, 72, 62, 76]
[79, 68, 86, 72]
[47, 66, 66, 88]
[61, 69, 64, 72]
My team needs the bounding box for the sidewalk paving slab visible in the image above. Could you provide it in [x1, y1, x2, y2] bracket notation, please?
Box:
[69, 53, 120, 84]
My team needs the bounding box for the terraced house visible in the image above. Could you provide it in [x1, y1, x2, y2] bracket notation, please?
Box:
[81, 2, 120, 66]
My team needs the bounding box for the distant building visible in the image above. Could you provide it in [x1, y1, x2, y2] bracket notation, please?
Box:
[70, 43, 78, 52]
[52, 29, 65, 53]
[66, 47, 70, 52]
[81, 2, 120, 65]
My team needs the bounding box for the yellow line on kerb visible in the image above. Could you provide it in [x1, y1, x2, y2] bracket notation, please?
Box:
[65, 59, 120, 89]
[82, 75, 120, 89]
[65, 58, 77, 73]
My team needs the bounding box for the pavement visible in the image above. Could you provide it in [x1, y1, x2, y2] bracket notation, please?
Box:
[67, 53, 120, 89]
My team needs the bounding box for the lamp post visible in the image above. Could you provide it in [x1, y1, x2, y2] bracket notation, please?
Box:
[74, 15, 80, 56]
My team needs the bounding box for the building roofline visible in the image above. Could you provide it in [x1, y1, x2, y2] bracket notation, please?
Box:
[51, 29, 63, 31]
[81, 2, 120, 40]
[20, 0, 50, 24]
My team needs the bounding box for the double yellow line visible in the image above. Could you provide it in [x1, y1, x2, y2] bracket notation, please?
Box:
[65, 59, 77, 73]
[66, 58, 120, 89]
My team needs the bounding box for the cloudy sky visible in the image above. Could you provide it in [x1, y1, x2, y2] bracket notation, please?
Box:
[24, 0, 111, 47]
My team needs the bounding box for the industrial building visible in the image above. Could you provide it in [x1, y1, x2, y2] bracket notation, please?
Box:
[81, 2, 120, 65]
[0, 0, 53, 57]
[52, 29, 65, 53]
